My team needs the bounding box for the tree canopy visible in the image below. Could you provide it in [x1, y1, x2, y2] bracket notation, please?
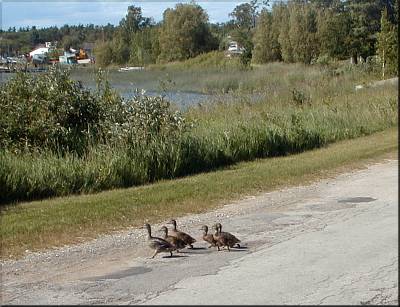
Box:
[158, 3, 217, 62]
[1, 0, 397, 76]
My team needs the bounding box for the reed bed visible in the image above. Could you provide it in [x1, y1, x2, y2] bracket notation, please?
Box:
[0, 61, 397, 204]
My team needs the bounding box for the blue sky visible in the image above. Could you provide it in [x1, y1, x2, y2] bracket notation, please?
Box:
[1, 1, 246, 30]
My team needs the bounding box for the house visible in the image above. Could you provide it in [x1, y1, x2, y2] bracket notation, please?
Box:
[29, 47, 49, 58]
[225, 35, 245, 57]
[29, 46, 49, 64]
[59, 51, 77, 64]
[225, 37, 245, 57]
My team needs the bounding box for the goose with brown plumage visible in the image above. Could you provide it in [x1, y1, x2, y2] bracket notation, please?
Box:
[167, 219, 196, 249]
[159, 225, 187, 251]
[212, 222, 241, 251]
[200, 225, 217, 248]
[141, 223, 176, 258]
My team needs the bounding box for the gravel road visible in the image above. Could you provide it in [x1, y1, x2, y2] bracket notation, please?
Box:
[1, 159, 398, 305]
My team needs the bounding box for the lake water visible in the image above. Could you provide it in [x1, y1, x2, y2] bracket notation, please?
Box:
[1, 71, 268, 109]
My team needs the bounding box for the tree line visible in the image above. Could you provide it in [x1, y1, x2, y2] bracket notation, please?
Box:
[0, 24, 117, 55]
[0, 0, 397, 74]
[252, 0, 397, 69]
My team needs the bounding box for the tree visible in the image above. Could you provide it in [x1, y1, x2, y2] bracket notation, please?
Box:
[30, 26, 39, 46]
[346, 0, 396, 60]
[229, 0, 269, 29]
[376, 7, 398, 77]
[119, 5, 152, 44]
[276, 3, 294, 62]
[158, 3, 217, 62]
[317, 7, 352, 59]
[94, 40, 114, 67]
[113, 37, 130, 64]
[288, 2, 319, 64]
[252, 9, 281, 63]
[62, 34, 81, 50]
[228, 1, 269, 65]
[129, 26, 160, 66]
[230, 3, 254, 31]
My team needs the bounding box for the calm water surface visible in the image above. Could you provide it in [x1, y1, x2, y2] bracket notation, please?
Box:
[1, 70, 267, 109]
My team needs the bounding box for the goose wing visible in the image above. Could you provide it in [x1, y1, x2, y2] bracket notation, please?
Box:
[165, 235, 187, 249]
[170, 230, 196, 245]
[218, 231, 240, 246]
[203, 234, 217, 245]
[149, 236, 175, 250]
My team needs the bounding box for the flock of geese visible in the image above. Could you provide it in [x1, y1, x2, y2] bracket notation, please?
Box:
[141, 219, 241, 258]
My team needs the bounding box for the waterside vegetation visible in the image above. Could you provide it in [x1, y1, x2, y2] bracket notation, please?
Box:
[0, 61, 397, 204]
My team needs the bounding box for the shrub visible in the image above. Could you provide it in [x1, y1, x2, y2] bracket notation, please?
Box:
[0, 68, 107, 154]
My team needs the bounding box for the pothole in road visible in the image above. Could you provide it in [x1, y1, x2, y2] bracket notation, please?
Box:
[338, 197, 377, 203]
[84, 266, 152, 280]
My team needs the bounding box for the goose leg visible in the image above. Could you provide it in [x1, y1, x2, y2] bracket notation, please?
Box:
[170, 251, 173, 257]
[151, 250, 159, 259]
[227, 245, 230, 252]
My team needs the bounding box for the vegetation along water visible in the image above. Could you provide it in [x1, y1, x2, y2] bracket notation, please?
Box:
[0, 0, 398, 205]
[0, 60, 397, 205]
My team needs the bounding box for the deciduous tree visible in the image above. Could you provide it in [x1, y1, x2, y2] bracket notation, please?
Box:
[158, 3, 217, 62]
[252, 9, 281, 63]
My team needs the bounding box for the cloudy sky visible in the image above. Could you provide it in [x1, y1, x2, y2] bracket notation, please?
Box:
[2, 1, 246, 30]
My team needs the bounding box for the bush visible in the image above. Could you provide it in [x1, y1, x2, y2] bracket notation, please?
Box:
[0, 67, 190, 156]
[0, 68, 107, 154]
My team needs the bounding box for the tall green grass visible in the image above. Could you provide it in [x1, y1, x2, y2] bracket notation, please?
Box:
[1, 81, 397, 204]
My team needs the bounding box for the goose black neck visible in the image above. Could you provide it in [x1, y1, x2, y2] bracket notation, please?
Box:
[147, 226, 153, 239]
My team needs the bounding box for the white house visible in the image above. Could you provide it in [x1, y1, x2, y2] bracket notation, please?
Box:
[226, 39, 245, 57]
[29, 47, 49, 57]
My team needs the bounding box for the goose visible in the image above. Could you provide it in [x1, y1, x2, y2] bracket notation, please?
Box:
[167, 219, 196, 249]
[200, 225, 218, 248]
[159, 225, 187, 251]
[213, 223, 241, 251]
[141, 223, 176, 258]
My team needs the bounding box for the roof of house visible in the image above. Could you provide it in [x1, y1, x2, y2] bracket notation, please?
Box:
[29, 47, 49, 57]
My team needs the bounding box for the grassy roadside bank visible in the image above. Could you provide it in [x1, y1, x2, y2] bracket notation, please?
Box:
[1, 128, 397, 260]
